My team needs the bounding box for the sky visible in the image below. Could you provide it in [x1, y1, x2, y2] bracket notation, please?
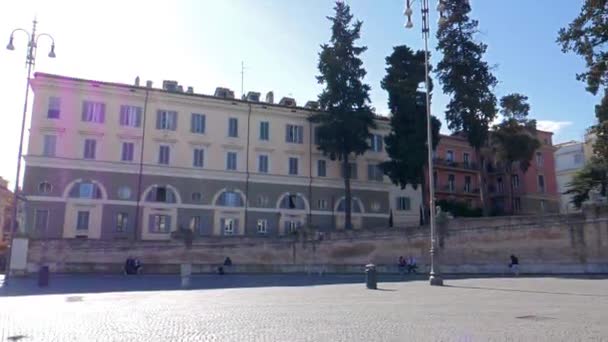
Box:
[0, 0, 597, 189]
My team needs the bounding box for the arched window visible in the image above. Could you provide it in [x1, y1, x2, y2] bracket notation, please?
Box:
[38, 182, 52, 194]
[145, 186, 177, 203]
[279, 193, 306, 210]
[216, 191, 244, 207]
[68, 181, 103, 199]
[337, 198, 363, 213]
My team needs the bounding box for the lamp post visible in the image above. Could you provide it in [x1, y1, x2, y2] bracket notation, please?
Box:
[404, 0, 446, 286]
[4, 19, 56, 284]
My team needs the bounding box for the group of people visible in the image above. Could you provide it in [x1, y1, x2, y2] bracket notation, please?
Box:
[398, 256, 417, 275]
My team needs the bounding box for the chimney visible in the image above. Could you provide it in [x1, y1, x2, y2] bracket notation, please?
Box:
[246, 91, 261, 102]
[214, 87, 235, 99]
[134, 76, 140, 86]
[265, 91, 274, 104]
[177, 85, 184, 92]
[187, 86, 194, 94]
[305, 101, 319, 110]
[146, 80, 153, 88]
[162, 80, 178, 92]
[279, 97, 296, 107]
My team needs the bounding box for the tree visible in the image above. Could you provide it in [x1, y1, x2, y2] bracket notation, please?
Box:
[309, 2, 376, 230]
[379, 46, 441, 222]
[491, 94, 541, 214]
[565, 156, 608, 209]
[435, 0, 498, 215]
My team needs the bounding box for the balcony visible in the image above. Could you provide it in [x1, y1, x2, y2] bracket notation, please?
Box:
[433, 158, 478, 172]
[435, 185, 480, 196]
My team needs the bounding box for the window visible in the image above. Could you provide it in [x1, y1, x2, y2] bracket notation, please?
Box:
[189, 216, 201, 231]
[367, 164, 383, 182]
[446, 150, 454, 162]
[464, 176, 471, 193]
[150, 214, 171, 233]
[536, 152, 544, 167]
[43, 135, 57, 157]
[289, 157, 299, 175]
[217, 191, 243, 207]
[317, 160, 327, 177]
[82, 101, 105, 123]
[34, 209, 49, 231]
[116, 212, 128, 232]
[222, 218, 236, 235]
[463, 153, 470, 166]
[48, 97, 61, 119]
[69, 182, 102, 199]
[119, 105, 142, 127]
[512, 175, 520, 190]
[226, 152, 237, 170]
[538, 175, 545, 193]
[257, 219, 268, 234]
[117, 186, 131, 200]
[258, 155, 269, 173]
[191, 113, 206, 134]
[259, 121, 269, 141]
[76, 211, 90, 230]
[448, 174, 455, 192]
[371, 201, 381, 212]
[318, 199, 328, 210]
[83, 139, 96, 159]
[38, 182, 52, 194]
[193, 148, 205, 168]
[257, 195, 269, 207]
[285, 221, 300, 234]
[145, 186, 177, 203]
[121, 142, 135, 162]
[156, 110, 177, 130]
[514, 197, 522, 212]
[342, 163, 357, 179]
[574, 153, 584, 165]
[286, 124, 304, 143]
[397, 197, 411, 211]
[370, 134, 383, 152]
[190, 192, 202, 202]
[280, 194, 306, 210]
[158, 145, 170, 165]
[497, 177, 504, 193]
[228, 117, 238, 137]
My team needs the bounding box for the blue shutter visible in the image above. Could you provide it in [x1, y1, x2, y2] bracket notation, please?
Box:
[171, 112, 177, 130]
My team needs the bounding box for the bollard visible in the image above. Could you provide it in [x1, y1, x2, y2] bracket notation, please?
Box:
[180, 263, 192, 288]
[365, 264, 377, 290]
[38, 265, 50, 287]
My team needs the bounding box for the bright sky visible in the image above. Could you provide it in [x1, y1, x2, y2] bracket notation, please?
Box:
[0, 0, 596, 189]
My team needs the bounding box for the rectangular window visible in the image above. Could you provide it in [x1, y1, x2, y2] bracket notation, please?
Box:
[446, 150, 455, 162]
[258, 155, 269, 173]
[158, 145, 170, 165]
[223, 218, 236, 235]
[317, 160, 327, 177]
[367, 164, 383, 182]
[463, 153, 470, 166]
[156, 110, 177, 130]
[116, 212, 128, 232]
[538, 175, 545, 193]
[514, 197, 522, 212]
[119, 105, 142, 127]
[536, 152, 544, 167]
[121, 142, 134, 162]
[370, 134, 383, 152]
[83, 139, 96, 159]
[318, 199, 328, 210]
[497, 177, 504, 193]
[189, 216, 201, 231]
[48, 97, 61, 119]
[76, 211, 90, 231]
[257, 219, 268, 234]
[464, 176, 471, 193]
[285, 221, 300, 234]
[228, 117, 238, 137]
[191, 113, 206, 134]
[259, 121, 270, 141]
[43, 135, 57, 157]
[397, 197, 411, 211]
[289, 157, 299, 175]
[34, 209, 49, 231]
[150, 214, 171, 233]
[193, 148, 205, 168]
[342, 163, 358, 179]
[226, 152, 237, 170]
[448, 174, 455, 192]
[512, 175, 520, 189]
[82, 101, 105, 123]
[286, 124, 304, 143]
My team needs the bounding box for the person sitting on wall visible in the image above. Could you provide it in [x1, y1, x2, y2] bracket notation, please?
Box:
[407, 255, 418, 274]
[398, 256, 406, 277]
[217, 266, 225, 275]
[509, 254, 520, 276]
[224, 257, 232, 267]
[124, 256, 142, 275]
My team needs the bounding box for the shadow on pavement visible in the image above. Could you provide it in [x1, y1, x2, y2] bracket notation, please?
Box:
[0, 273, 425, 297]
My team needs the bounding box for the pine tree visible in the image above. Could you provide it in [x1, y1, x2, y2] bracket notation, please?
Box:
[310, 2, 376, 229]
[435, 0, 498, 215]
[379, 46, 441, 221]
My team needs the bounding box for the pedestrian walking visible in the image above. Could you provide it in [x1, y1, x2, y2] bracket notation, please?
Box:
[407, 256, 417, 274]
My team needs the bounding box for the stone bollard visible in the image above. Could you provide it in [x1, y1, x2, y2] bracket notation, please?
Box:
[180, 263, 192, 288]
[365, 264, 377, 290]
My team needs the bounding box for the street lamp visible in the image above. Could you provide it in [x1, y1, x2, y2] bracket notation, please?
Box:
[4, 19, 56, 284]
[404, 0, 446, 286]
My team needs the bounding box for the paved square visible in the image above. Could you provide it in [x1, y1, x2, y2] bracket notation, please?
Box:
[1, 275, 607, 341]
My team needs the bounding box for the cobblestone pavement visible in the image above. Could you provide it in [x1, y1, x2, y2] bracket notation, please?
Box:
[1, 275, 607, 341]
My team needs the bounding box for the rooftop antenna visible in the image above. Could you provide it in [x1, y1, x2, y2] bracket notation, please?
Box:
[241, 61, 248, 98]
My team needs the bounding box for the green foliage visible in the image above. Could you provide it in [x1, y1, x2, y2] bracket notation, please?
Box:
[565, 157, 608, 209]
[309, 2, 375, 229]
[437, 199, 482, 218]
[435, 0, 498, 151]
[380, 45, 441, 190]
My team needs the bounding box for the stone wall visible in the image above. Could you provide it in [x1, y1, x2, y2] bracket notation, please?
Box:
[26, 205, 608, 274]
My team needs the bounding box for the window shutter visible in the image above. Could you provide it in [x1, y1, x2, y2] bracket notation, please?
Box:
[191, 114, 195, 133]
[171, 112, 177, 130]
[285, 125, 290, 142]
[99, 104, 106, 123]
[82, 102, 87, 121]
[136, 107, 142, 127]
[166, 216, 172, 232]
[220, 218, 225, 235]
[148, 215, 155, 232]
[234, 219, 239, 235]
[156, 111, 161, 129]
[298, 126, 303, 143]
[201, 115, 206, 133]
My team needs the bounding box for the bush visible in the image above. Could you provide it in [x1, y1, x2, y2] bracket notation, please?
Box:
[437, 200, 482, 218]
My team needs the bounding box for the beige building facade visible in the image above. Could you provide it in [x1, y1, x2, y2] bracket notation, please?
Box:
[22, 73, 421, 241]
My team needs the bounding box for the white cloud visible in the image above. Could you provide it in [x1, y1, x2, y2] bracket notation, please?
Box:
[536, 120, 573, 133]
